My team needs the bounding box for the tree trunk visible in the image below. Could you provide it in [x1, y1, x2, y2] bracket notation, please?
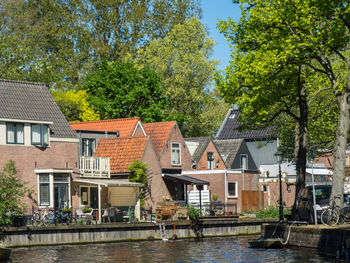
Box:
[292, 81, 308, 217]
[330, 90, 350, 208]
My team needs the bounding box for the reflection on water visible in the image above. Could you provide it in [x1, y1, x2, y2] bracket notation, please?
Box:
[7, 236, 330, 263]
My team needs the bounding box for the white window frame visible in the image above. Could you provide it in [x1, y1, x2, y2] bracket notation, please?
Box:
[82, 138, 96, 156]
[37, 173, 71, 209]
[227, 181, 238, 198]
[207, 152, 214, 170]
[240, 154, 248, 170]
[171, 142, 181, 165]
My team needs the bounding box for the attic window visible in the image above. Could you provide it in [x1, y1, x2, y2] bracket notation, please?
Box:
[31, 124, 49, 146]
[229, 114, 236, 119]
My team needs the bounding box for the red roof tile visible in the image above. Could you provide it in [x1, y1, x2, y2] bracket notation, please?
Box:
[94, 136, 148, 174]
[143, 121, 175, 157]
[70, 117, 141, 137]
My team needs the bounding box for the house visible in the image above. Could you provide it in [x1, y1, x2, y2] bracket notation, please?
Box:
[183, 137, 259, 214]
[216, 109, 278, 167]
[70, 118, 147, 221]
[143, 121, 208, 206]
[0, 79, 79, 214]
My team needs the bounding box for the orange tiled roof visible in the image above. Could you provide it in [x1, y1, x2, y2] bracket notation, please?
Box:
[70, 117, 141, 138]
[143, 121, 176, 157]
[94, 136, 148, 174]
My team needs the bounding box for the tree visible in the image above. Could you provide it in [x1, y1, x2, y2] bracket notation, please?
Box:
[83, 61, 168, 122]
[216, 0, 350, 210]
[0, 0, 201, 90]
[51, 90, 100, 122]
[128, 160, 149, 207]
[0, 161, 30, 226]
[137, 17, 222, 137]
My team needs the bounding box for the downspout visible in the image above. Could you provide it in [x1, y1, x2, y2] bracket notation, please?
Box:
[224, 169, 228, 214]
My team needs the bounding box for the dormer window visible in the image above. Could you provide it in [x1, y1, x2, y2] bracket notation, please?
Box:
[6, 123, 24, 144]
[31, 124, 49, 146]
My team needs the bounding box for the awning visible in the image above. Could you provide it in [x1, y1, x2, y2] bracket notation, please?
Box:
[73, 178, 143, 188]
[162, 174, 209, 185]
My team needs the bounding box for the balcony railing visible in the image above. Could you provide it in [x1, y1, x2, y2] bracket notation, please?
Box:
[79, 156, 110, 178]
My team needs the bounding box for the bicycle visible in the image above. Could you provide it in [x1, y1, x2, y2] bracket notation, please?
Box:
[32, 209, 57, 226]
[321, 195, 350, 226]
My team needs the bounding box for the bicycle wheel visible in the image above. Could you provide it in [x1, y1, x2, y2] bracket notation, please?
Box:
[321, 209, 339, 226]
[340, 206, 350, 223]
[32, 213, 40, 226]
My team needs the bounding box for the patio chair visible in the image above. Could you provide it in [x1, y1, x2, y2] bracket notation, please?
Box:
[102, 208, 116, 223]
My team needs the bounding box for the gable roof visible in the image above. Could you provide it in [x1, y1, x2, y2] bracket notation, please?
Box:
[216, 109, 275, 140]
[184, 137, 212, 163]
[0, 79, 77, 138]
[143, 121, 176, 157]
[70, 117, 144, 137]
[93, 136, 148, 174]
[214, 139, 243, 168]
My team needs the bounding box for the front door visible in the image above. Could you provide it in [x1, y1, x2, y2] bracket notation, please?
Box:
[90, 187, 98, 209]
[54, 183, 69, 210]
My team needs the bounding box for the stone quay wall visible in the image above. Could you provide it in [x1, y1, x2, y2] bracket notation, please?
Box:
[1, 218, 267, 247]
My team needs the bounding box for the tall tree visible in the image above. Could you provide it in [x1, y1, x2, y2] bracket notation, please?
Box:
[0, 0, 201, 90]
[83, 61, 168, 122]
[137, 17, 223, 137]
[217, 0, 350, 210]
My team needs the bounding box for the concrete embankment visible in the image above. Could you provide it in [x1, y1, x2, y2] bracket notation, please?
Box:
[262, 223, 350, 258]
[1, 217, 270, 247]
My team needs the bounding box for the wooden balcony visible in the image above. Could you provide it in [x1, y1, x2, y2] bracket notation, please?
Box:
[79, 156, 110, 178]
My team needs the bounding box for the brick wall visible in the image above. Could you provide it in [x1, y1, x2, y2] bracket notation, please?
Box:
[195, 140, 226, 170]
[0, 141, 79, 213]
[260, 181, 296, 208]
[159, 125, 192, 170]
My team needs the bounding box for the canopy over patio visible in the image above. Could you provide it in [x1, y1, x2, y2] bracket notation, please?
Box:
[73, 178, 143, 222]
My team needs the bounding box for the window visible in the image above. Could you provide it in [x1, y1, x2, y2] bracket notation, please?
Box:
[240, 154, 248, 170]
[6, 123, 24, 144]
[31, 124, 49, 146]
[207, 152, 214, 169]
[82, 138, 96, 156]
[262, 185, 268, 192]
[171, 142, 181, 165]
[228, 182, 238, 197]
[80, 186, 98, 208]
[39, 174, 50, 206]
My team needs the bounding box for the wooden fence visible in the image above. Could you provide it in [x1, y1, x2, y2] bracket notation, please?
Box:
[241, 190, 264, 212]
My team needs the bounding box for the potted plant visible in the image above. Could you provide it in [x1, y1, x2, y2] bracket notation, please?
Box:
[82, 207, 92, 213]
[61, 208, 71, 214]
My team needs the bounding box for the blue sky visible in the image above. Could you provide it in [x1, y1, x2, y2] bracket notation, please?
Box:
[201, 0, 241, 71]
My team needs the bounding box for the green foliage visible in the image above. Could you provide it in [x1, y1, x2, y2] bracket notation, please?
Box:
[82, 207, 92, 213]
[128, 160, 148, 207]
[0, 161, 30, 226]
[212, 194, 218, 201]
[51, 89, 100, 122]
[256, 206, 279, 219]
[0, 0, 201, 90]
[84, 61, 168, 122]
[187, 206, 201, 220]
[137, 17, 226, 137]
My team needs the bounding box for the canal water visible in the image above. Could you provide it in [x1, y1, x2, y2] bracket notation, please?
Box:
[6, 236, 331, 263]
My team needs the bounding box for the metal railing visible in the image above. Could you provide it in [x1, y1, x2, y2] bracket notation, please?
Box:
[79, 156, 110, 178]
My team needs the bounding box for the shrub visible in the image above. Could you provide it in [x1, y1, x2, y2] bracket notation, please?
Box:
[256, 206, 279, 219]
[187, 206, 201, 220]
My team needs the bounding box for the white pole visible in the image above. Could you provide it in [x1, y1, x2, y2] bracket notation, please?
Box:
[98, 184, 101, 223]
[311, 156, 317, 225]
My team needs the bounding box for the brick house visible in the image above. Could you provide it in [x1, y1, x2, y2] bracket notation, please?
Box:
[143, 121, 208, 206]
[0, 79, 79, 214]
[70, 118, 146, 221]
[183, 137, 259, 214]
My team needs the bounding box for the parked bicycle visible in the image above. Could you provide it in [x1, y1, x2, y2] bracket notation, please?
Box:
[32, 209, 57, 226]
[321, 195, 350, 226]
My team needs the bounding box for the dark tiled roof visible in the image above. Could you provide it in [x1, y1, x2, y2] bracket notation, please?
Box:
[0, 79, 77, 138]
[214, 139, 243, 167]
[184, 137, 211, 163]
[216, 109, 275, 140]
